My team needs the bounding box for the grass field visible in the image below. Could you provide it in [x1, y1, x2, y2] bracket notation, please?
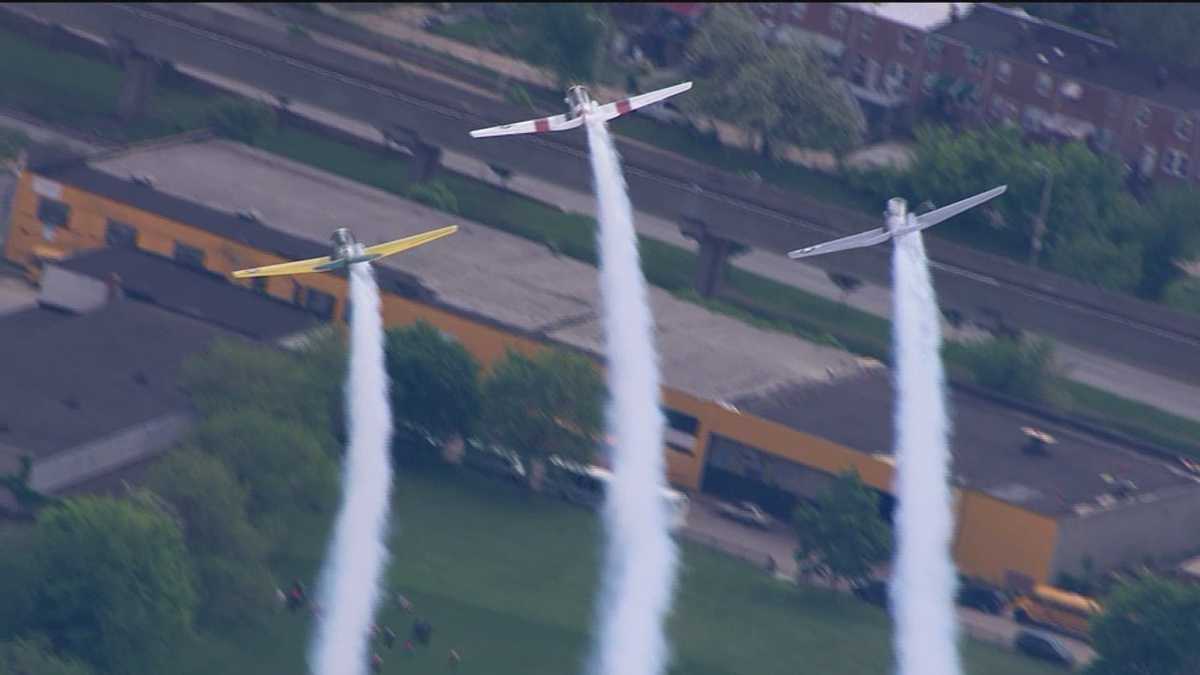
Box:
[171, 465, 1061, 675]
[5, 24, 1198, 456]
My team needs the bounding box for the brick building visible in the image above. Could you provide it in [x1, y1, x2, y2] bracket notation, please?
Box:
[749, 3, 1200, 183]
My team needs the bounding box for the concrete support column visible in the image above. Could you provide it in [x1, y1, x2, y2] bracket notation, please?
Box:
[695, 232, 732, 299]
[115, 44, 160, 122]
[382, 125, 442, 183]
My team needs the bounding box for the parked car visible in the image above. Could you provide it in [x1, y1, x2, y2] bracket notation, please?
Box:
[462, 442, 526, 483]
[956, 583, 1008, 615]
[714, 500, 772, 530]
[1013, 630, 1075, 669]
[852, 580, 890, 609]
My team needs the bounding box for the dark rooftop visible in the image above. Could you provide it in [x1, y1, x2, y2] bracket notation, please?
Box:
[938, 4, 1200, 113]
[55, 247, 321, 341]
[0, 301, 227, 460]
[735, 368, 1199, 517]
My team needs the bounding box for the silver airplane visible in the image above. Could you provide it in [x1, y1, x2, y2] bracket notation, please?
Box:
[787, 186, 1008, 259]
[468, 82, 693, 138]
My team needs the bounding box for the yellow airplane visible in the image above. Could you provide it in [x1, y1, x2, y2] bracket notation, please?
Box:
[231, 225, 457, 279]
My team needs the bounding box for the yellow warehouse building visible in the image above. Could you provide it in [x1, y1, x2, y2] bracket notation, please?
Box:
[7, 135, 1200, 589]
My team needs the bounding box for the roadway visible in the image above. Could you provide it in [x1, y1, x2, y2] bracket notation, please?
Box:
[8, 1, 1200, 384]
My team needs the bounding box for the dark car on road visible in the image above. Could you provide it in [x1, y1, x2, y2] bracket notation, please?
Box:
[956, 584, 1008, 614]
[1014, 630, 1075, 669]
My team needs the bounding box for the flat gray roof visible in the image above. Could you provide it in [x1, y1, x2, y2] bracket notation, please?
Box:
[87, 138, 869, 403]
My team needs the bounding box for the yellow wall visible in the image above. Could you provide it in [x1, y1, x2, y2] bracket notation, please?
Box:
[955, 492, 1059, 586]
[5, 170, 1057, 583]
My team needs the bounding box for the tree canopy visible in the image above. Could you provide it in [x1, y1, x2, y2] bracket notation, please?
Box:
[146, 448, 275, 628]
[952, 335, 1065, 404]
[682, 4, 865, 156]
[385, 321, 483, 445]
[793, 471, 893, 589]
[1087, 576, 1200, 675]
[481, 348, 604, 463]
[0, 637, 93, 675]
[27, 495, 196, 674]
[515, 3, 608, 85]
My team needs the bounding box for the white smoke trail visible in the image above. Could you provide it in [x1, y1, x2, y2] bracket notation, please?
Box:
[309, 262, 395, 675]
[584, 117, 679, 675]
[889, 232, 961, 675]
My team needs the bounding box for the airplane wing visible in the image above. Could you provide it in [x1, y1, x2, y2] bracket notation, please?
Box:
[362, 225, 458, 259]
[468, 113, 583, 138]
[787, 228, 891, 259]
[596, 81, 693, 122]
[894, 185, 1008, 237]
[231, 254, 334, 279]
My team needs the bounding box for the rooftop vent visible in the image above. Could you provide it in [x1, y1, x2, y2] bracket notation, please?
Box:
[130, 173, 156, 188]
[1102, 473, 1139, 498]
[1037, 53, 1049, 65]
[1052, 47, 1065, 59]
[237, 209, 263, 223]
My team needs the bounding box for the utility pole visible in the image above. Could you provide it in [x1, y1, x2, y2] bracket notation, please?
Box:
[1029, 164, 1054, 267]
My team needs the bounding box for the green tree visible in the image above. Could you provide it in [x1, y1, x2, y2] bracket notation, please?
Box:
[27, 495, 196, 674]
[191, 410, 338, 542]
[481, 348, 604, 467]
[1135, 187, 1200, 300]
[792, 471, 892, 589]
[385, 321, 482, 446]
[0, 637, 93, 675]
[146, 449, 275, 629]
[181, 335, 345, 445]
[206, 100, 276, 144]
[515, 3, 607, 85]
[1164, 276, 1200, 315]
[682, 4, 864, 157]
[1087, 576, 1200, 675]
[0, 128, 28, 163]
[954, 335, 1065, 404]
[0, 527, 36, 638]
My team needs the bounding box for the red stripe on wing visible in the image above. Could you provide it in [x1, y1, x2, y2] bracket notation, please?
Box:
[616, 99, 632, 115]
[534, 118, 551, 133]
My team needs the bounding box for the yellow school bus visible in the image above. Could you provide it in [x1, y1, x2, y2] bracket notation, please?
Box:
[1010, 584, 1102, 640]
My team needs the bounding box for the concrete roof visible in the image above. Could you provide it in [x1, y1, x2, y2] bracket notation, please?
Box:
[79, 138, 869, 403]
[844, 3, 973, 32]
[0, 301, 225, 460]
[735, 368, 1200, 517]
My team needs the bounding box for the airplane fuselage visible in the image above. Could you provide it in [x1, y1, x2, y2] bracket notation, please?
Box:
[317, 228, 378, 271]
[885, 198, 908, 234]
[565, 85, 597, 120]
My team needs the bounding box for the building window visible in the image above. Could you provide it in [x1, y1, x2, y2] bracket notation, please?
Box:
[860, 16, 875, 42]
[926, 36, 944, 62]
[1163, 149, 1190, 178]
[173, 242, 206, 270]
[789, 3, 807, 21]
[1176, 115, 1194, 141]
[922, 72, 940, 95]
[304, 288, 336, 320]
[104, 219, 138, 249]
[1035, 72, 1053, 97]
[830, 6, 847, 32]
[967, 47, 985, 72]
[36, 197, 71, 229]
[996, 59, 1012, 84]
[885, 62, 911, 93]
[899, 30, 916, 53]
[1136, 104, 1152, 128]
[1140, 145, 1158, 177]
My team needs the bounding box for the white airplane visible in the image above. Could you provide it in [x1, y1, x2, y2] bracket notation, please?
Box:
[468, 82, 693, 138]
[787, 186, 1008, 259]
